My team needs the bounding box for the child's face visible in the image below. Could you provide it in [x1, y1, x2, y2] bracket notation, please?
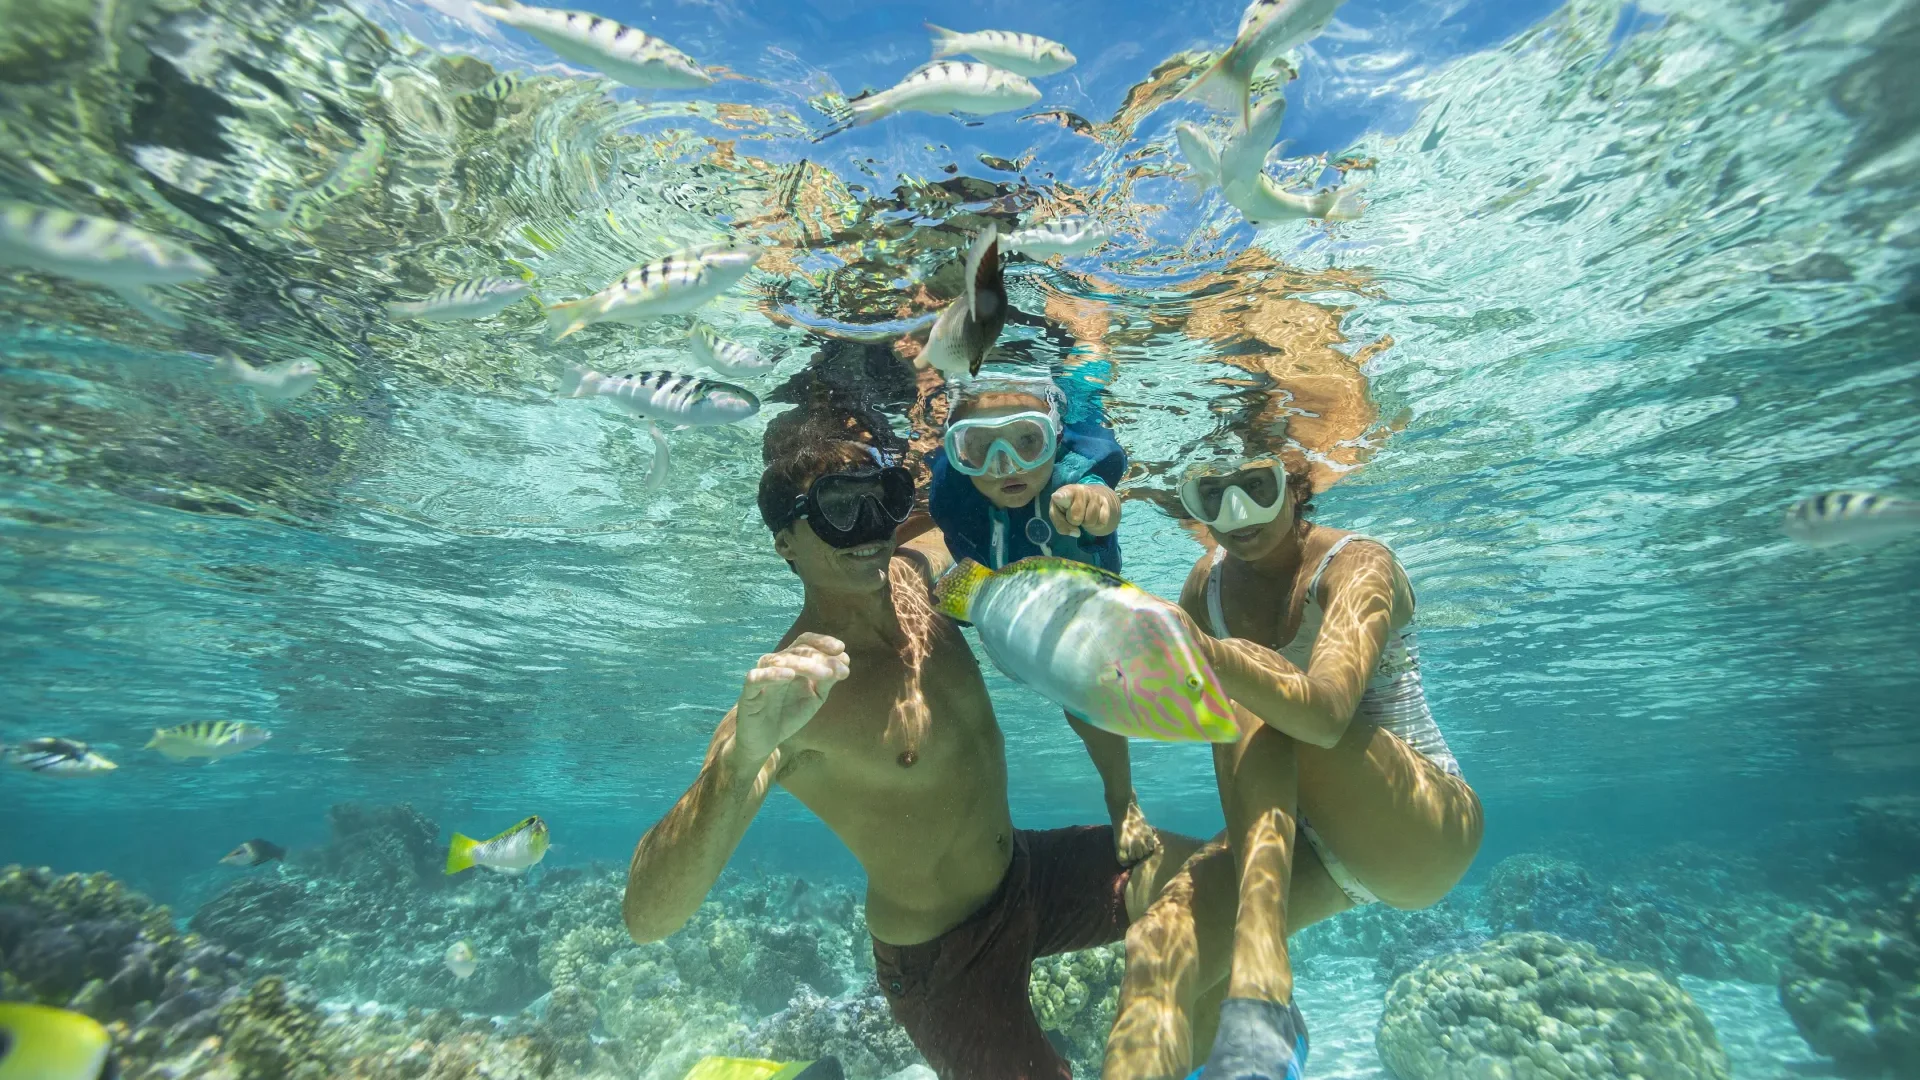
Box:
[955, 393, 1054, 509]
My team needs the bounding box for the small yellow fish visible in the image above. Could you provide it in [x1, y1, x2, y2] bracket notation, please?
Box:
[682, 1058, 844, 1080]
[446, 815, 549, 874]
[445, 940, 478, 980]
[0, 1003, 115, 1080]
[145, 721, 271, 761]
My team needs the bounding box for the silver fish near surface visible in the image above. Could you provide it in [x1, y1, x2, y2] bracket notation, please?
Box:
[2, 738, 117, 776]
[919, 228, 1008, 379]
[388, 277, 533, 322]
[849, 62, 1041, 127]
[1003, 217, 1113, 259]
[543, 246, 758, 340]
[262, 127, 387, 232]
[0, 201, 215, 327]
[1178, 95, 1364, 226]
[688, 324, 780, 378]
[1783, 491, 1920, 548]
[926, 24, 1076, 78]
[212, 354, 323, 402]
[472, 0, 711, 89]
[1186, 0, 1347, 121]
[557, 367, 760, 426]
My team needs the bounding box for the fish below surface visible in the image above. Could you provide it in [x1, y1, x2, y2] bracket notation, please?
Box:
[933, 557, 1239, 742]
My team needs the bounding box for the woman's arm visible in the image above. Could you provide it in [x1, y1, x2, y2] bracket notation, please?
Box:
[1182, 542, 1409, 749]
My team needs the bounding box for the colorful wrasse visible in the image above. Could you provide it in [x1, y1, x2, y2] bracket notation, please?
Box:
[926, 25, 1075, 78]
[918, 228, 1006, 378]
[446, 815, 549, 874]
[145, 720, 271, 761]
[848, 62, 1040, 127]
[689, 324, 780, 378]
[263, 127, 387, 231]
[388, 276, 532, 321]
[211, 354, 322, 401]
[682, 1058, 845, 1080]
[445, 940, 478, 979]
[2, 738, 117, 776]
[1178, 96, 1364, 226]
[1003, 217, 1113, 259]
[933, 558, 1239, 743]
[221, 838, 286, 866]
[543, 246, 757, 340]
[1185, 0, 1346, 122]
[0, 200, 215, 326]
[473, 0, 711, 89]
[0, 1003, 115, 1080]
[1783, 491, 1920, 548]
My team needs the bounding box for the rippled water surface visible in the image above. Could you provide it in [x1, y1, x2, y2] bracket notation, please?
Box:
[3, 0, 1917, 958]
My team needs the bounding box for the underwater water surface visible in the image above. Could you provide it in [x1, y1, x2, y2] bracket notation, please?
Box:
[2, 0, 1918, 1076]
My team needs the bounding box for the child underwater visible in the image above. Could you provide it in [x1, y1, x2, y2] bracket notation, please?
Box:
[927, 374, 1160, 870]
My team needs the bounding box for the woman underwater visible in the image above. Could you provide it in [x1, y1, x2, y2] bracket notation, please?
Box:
[1104, 453, 1485, 1080]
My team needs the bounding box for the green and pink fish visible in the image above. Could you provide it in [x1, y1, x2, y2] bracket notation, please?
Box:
[933, 557, 1239, 743]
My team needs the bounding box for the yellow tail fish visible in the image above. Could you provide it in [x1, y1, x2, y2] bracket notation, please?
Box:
[682, 1058, 844, 1080]
[145, 721, 270, 761]
[446, 815, 550, 874]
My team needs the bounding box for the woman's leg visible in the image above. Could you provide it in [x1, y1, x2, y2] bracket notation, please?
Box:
[1295, 723, 1482, 909]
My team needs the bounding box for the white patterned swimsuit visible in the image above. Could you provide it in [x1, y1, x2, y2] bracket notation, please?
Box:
[1204, 535, 1462, 905]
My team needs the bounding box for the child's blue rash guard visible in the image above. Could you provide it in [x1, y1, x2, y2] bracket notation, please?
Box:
[928, 420, 1127, 573]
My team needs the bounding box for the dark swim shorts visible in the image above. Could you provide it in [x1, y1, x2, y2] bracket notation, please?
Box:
[871, 826, 1130, 1080]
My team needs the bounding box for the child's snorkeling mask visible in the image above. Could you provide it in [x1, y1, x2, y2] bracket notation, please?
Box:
[942, 376, 1064, 478]
[1179, 458, 1288, 531]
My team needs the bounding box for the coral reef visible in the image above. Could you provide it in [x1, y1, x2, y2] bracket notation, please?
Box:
[1376, 931, 1732, 1080]
[1028, 942, 1127, 1076]
[1777, 876, 1920, 1078]
[734, 986, 922, 1080]
[1290, 890, 1492, 983]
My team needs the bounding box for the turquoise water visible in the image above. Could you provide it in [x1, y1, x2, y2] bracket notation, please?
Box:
[3, 0, 1918, 1076]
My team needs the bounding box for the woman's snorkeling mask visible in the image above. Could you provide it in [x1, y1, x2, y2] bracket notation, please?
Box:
[1179, 459, 1287, 532]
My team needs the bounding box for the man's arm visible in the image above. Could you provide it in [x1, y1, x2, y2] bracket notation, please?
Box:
[623, 634, 849, 942]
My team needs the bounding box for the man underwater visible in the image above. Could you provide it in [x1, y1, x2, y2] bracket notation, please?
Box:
[622, 414, 1201, 1080]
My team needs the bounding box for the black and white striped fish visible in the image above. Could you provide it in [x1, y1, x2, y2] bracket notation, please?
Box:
[849, 61, 1040, 127]
[389, 277, 533, 321]
[557, 368, 760, 425]
[211, 353, 323, 402]
[1783, 491, 1920, 549]
[465, 72, 526, 102]
[544, 246, 758, 340]
[926, 25, 1076, 78]
[689, 324, 780, 378]
[0, 201, 215, 326]
[146, 720, 270, 761]
[473, 0, 711, 90]
[1003, 217, 1113, 259]
[919, 227, 1007, 379]
[1186, 0, 1346, 123]
[2, 737, 117, 776]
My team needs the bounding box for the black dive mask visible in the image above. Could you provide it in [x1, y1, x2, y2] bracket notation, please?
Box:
[788, 465, 916, 549]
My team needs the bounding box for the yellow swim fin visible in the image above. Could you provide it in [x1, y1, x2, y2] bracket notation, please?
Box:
[445, 833, 478, 875]
[931, 558, 993, 621]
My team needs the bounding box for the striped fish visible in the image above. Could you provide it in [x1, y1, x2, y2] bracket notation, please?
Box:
[1178, 95, 1364, 226]
[543, 246, 758, 340]
[1783, 491, 1920, 548]
[557, 367, 759, 425]
[263, 127, 387, 231]
[933, 558, 1239, 743]
[1185, 0, 1346, 122]
[472, 0, 711, 90]
[465, 72, 525, 102]
[919, 227, 1006, 378]
[145, 720, 271, 761]
[211, 354, 322, 401]
[1003, 217, 1113, 259]
[689, 323, 780, 378]
[2, 738, 117, 776]
[926, 25, 1076, 78]
[848, 61, 1040, 127]
[446, 815, 549, 874]
[0, 201, 215, 326]
[388, 276, 533, 321]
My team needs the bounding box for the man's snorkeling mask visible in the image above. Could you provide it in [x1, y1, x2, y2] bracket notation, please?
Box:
[1178, 458, 1288, 532]
[786, 451, 916, 549]
[942, 376, 1064, 478]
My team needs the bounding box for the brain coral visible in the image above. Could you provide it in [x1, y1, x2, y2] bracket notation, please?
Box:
[1376, 932, 1730, 1080]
